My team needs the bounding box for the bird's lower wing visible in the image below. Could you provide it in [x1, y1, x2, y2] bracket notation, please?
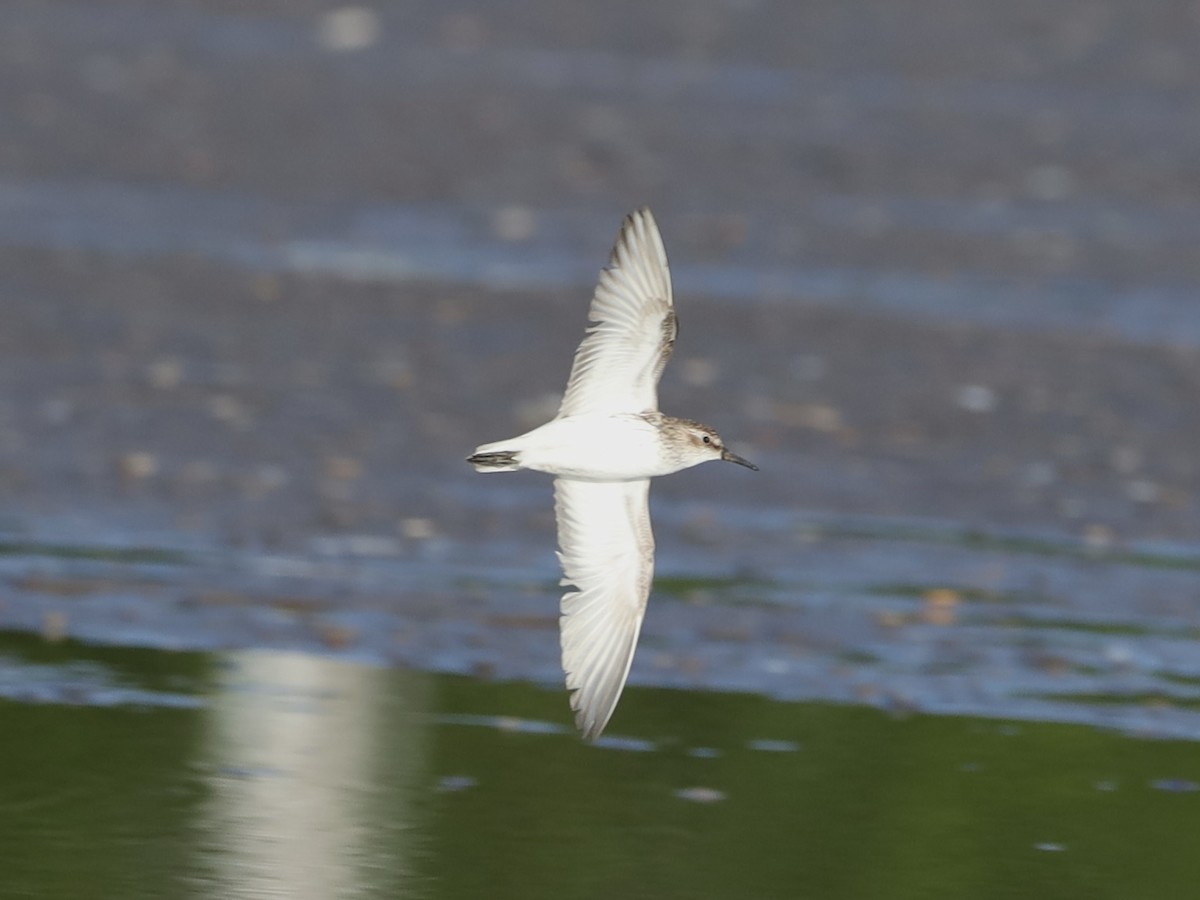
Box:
[554, 477, 654, 739]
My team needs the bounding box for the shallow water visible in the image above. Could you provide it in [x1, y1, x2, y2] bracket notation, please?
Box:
[5, 511, 1200, 742]
[5, 1, 1200, 896]
[2, 630, 1199, 900]
[5, 176, 1200, 346]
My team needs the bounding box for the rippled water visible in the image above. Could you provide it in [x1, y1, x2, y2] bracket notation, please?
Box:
[5, 512, 1200, 741]
[4, 177, 1200, 345]
[5, 1, 1200, 896]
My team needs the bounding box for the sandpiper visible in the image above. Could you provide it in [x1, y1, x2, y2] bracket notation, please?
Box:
[469, 208, 757, 739]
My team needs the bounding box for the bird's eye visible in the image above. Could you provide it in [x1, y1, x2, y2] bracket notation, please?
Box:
[702, 435, 711, 444]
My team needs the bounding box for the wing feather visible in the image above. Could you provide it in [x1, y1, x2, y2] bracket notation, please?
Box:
[558, 208, 675, 417]
[554, 477, 654, 739]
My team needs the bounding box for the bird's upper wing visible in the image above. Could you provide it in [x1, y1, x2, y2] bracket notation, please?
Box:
[554, 477, 654, 739]
[558, 208, 676, 417]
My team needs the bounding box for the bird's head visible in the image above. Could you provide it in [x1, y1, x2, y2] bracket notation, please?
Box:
[679, 420, 758, 470]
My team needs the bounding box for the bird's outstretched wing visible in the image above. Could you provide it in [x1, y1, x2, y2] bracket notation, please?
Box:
[558, 208, 676, 417]
[554, 477, 654, 739]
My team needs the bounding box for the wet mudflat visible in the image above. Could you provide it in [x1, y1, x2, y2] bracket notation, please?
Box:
[3, 0, 1200, 897]
[5, 513, 1200, 743]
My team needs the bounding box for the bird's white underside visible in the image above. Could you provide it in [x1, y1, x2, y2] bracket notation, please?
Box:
[552, 208, 674, 737]
[473, 208, 677, 738]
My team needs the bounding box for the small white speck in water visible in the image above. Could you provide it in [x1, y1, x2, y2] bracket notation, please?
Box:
[955, 383, 997, 413]
[675, 786, 726, 804]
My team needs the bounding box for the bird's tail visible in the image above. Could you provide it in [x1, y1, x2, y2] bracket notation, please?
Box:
[467, 440, 522, 472]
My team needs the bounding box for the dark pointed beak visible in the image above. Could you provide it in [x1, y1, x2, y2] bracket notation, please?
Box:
[721, 448, 759, 471]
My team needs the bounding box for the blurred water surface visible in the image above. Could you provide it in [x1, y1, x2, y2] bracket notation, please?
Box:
[2, 630, 1199, 900]
[3, 0, 1200, 896]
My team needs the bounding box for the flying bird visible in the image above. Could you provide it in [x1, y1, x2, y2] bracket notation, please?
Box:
[469, 208, 757, 739]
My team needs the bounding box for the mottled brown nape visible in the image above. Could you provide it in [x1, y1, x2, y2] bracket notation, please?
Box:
[656, 416, 722, 453]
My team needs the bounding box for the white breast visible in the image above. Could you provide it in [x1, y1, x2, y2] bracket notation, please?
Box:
[511, 414, 675, 480]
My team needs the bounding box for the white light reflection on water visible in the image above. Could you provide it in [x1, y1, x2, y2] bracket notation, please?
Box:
[193, 651, 430, 899]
